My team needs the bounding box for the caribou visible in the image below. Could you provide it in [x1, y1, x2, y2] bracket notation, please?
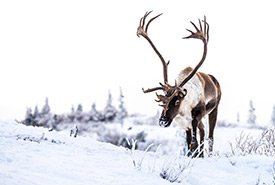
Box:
[136, 11, 221, 157]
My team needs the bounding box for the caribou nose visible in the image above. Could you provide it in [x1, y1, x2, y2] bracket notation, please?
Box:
[159, 117, 168, 127]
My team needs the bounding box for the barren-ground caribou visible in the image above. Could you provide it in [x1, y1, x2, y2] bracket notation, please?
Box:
[136, 11, 222, 157]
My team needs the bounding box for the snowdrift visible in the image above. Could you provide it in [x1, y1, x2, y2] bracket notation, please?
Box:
[0, 120, 274, 185]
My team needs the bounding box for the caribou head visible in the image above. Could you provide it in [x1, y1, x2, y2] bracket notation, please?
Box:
[137, 11, 209, 128]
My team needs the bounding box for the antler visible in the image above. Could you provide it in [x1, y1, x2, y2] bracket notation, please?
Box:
[137, 13, 210, 116]
[179, 16, 209, 87]
[137, 11, 170, 92]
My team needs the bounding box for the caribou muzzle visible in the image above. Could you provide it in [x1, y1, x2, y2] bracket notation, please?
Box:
[159, 115, 172, 128]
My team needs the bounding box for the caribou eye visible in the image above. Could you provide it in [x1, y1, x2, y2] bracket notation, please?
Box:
[175, 100, 180, 105]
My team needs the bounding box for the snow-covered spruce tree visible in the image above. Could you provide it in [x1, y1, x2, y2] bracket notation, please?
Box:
[77, 104, 83, 113]
[103, 90, 117, 122]
[23, 108, 34, 126]
[117, 87, 128, 125]
[32, 105, 41, 126]
[71, 105, 75, 113]
[247, 100, 256, 125]
[271, 105, 275, 126]
[90, 103, 101, 122]
[37, 97, 53, 127]
[67, 105, 76, 123]
[41, 97, 50, 116]
[237, 112, 240, 123]
[34, 105, 40, 119]
[76, 104, 83, 122]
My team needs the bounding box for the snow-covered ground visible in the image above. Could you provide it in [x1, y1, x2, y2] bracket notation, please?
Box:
[0, 120, 274, 185]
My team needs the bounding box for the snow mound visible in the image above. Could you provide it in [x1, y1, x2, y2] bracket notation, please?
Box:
[0, 120, 274, 185]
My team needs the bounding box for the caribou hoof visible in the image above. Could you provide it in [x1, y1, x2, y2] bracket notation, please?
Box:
[187, 138, 200, 158]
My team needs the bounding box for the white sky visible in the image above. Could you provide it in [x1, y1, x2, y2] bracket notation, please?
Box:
[1, 0, 275, 124]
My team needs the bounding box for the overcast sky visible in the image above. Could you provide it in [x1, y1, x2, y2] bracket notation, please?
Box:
[1, 0, 275, 125]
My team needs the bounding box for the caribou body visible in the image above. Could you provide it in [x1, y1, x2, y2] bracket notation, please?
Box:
[137, 11, 221, 157]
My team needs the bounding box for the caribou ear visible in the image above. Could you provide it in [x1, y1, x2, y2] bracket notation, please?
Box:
[179, 89, 187, 98]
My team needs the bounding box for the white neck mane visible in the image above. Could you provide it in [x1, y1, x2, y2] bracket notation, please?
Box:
[174, 69, 203, 130]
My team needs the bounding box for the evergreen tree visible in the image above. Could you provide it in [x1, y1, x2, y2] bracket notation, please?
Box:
[24, 108, 34, 126]
[68, 105, 76, 123]
[34, 105, 40, 119]
[41, 97, 50, 116]
[237, 112, 240, 123]
[90, 103, 100, 122]
[71, 105, 75, 113]
[76, 104, 83, 122]
[76, 104, 83, 113]
[103, 90, 117, 122]
[117, 87, 128, 125]
[271, 105, 275, 126]
[247, 100, 256, 125]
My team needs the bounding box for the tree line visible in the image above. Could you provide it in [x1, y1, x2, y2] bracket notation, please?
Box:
[22, 88, 128, 129]
[21, 94, 275, 129]
[240, 100, 275, 126]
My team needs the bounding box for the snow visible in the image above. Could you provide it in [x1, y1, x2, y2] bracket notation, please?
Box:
[189, 156, 273, 185]
[0, 120, 274, 185]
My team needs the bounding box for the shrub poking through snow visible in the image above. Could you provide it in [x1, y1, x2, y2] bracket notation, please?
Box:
[126, 139, 154, 171]
[160, 154, 189, 183]
[127, 139, 204, 183]
[160, 143, 204, 183]
[70, 125, 78, 138]
[16, 133, 65, 144]
[230, 128, 275, 157]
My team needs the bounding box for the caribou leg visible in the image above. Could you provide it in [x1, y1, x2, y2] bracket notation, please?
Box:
[186, 129, 192, 156]
[190, 119, 199, 157]
[208, 107, 218, 154]
[190, 102, 205, 157]
[198, 121, 205, 157]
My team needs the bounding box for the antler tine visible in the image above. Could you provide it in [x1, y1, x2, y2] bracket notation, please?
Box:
[142, 86, 164, 93]
[190, 21, 200, 33]
[142, 11, 152, 28]
[155, 93, 167, 102]
[179, 16, 209, 88]
[199, 18, 203, 32]
[137, 15, 144, 37]
[137, 11, 150, 37]
[145, 13, 163, 33]
[203, 16, 206, 36]
[184, 20, 201, 40]
[202, 16, 210, 42]
[183, 16, 209, 44]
